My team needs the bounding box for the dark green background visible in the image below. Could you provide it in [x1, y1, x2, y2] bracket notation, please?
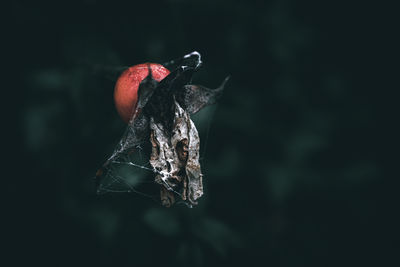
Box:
[5, 0, 398, 266]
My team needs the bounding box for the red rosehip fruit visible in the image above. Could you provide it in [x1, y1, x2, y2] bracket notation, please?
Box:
[114, 63, 170, 123]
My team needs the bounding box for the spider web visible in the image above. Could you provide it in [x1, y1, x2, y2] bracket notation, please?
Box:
[96, 106, 217, 205]
[95, 52, 217, 206]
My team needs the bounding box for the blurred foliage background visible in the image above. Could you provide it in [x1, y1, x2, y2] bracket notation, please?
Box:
[4, 0, 398, 266]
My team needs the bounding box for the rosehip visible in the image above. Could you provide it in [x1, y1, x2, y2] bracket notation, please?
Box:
[114, 63, 170, 123]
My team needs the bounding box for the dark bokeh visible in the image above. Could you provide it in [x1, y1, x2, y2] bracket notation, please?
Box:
[5, 0, 398, 266]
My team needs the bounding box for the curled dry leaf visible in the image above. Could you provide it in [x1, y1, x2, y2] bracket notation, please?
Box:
[96, 51, 229, 207]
